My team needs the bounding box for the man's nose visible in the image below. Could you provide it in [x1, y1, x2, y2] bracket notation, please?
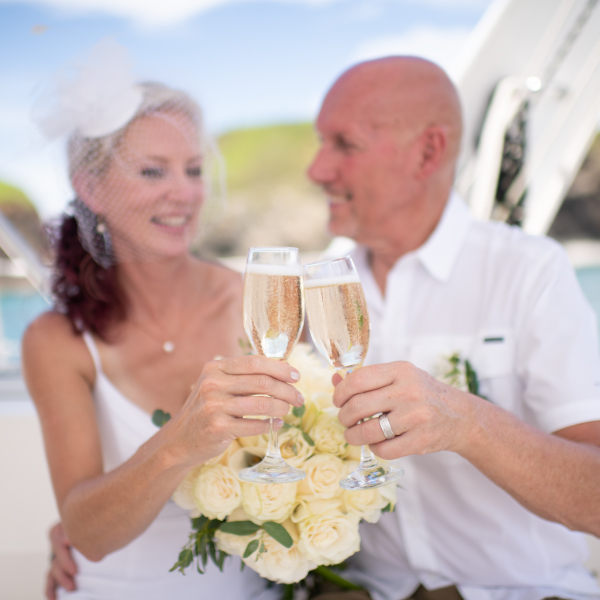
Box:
[307, 147, 335, 185]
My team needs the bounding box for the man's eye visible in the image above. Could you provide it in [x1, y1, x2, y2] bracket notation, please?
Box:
[336, 137, 355, 152]
[187, 166, 202, 178]
[141, 168, 164, 179]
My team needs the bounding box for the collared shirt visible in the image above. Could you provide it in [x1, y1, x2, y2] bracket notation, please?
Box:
[340, 193, 600, 600]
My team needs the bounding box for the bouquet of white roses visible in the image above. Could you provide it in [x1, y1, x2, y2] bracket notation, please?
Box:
[165, 343, 397, 591]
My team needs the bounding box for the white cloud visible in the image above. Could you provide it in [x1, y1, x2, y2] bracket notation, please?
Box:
[3, 0, 340, 27]
[350, 25, 472, 72]
[5, 0, 491, 28]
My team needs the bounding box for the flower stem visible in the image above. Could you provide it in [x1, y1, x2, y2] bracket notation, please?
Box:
[314, 566, 363, 591]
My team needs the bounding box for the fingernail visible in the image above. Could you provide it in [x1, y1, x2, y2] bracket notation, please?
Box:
[274, 418, 284, 428]
[297, 393, 304, 405]
[290, 370, 300, 382]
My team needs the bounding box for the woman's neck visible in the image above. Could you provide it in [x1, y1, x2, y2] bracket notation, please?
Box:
[117, 255, 199, 323]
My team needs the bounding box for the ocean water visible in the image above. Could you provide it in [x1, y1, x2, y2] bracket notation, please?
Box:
[2, 266, 600, 368]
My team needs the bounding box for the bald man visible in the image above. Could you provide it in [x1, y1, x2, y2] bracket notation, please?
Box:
[308, 57, 600, 600]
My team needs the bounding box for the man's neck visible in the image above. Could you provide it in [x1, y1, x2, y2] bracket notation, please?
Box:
[365, 191, 449, 296]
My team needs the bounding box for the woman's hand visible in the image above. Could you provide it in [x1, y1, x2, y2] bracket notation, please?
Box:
[46, 522, 77, 600]
[164, 354, 304, 466]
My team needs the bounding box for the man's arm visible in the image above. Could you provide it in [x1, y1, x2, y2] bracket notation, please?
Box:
[332, 362, 600, 536]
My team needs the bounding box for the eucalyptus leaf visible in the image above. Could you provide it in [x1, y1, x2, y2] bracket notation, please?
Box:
[219, 520, 261, 536]
[179, 548, 194, 568]
[243, 539, 260, 558]
[292, 404, 306, 418]
[301, 431, 315, 447]
[262, 521, 293, 548]
[151, 409, 172, 428]
[208, 540, 218, 567]
[191, 515, 208, 531]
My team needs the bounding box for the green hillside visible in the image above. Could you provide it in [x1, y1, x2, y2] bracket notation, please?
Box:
[0, 181, 36, 209]
[196, 122, 329, 257]
[0, 181, 46, 256]
[218, 122, 319, 199]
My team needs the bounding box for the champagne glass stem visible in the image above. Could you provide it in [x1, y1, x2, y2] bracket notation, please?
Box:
[359, 431, 379, 470]
[341, 366, 378, 472]
[266, 417, 282, 461]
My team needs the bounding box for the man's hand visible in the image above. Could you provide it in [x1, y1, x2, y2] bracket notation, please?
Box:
[333, 361, 476, 460]
[46, 522, 77, 600]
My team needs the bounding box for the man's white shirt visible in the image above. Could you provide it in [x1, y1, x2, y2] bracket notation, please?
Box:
[340, 192, 600, 600]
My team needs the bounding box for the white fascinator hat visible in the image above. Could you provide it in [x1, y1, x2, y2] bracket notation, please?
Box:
[33, 38, 144, 140]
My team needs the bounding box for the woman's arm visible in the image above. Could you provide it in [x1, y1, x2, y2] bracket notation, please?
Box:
[23, 312, 303, 561]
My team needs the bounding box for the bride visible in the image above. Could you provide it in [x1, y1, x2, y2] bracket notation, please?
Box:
[22, 76, 303, 599]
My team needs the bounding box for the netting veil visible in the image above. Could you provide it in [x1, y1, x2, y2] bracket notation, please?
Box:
[33, 39, 218, 268]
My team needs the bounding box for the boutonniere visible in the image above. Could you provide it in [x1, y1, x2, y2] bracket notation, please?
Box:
[436, 352, 488, 401]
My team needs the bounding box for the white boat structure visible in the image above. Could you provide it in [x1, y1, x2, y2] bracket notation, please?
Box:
[1, 0, 599, 597]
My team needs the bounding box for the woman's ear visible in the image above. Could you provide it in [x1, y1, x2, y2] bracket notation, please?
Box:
[71, 171, 102, 212]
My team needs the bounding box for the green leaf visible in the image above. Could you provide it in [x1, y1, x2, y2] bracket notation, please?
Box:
[217, 549, 227, 572]
[280, 422, 292, 431]
[191, 515, 208, 531]
[208, 540, 218, 567]
[196, 559, 204, 575]
[243, 539, 260, 558]
[208, 519, 222, 531]
[301, 431, 315, 447]
[314, 565, 363, 591]
[179, 548, 194, 569]
[219, 520, 262, 536]
[262, 521, 293, 548]
[200, 538, 208, 568]
[151, 409, 172, 428]
[381, 502, 392, 513]
[292, 404, 306, 418]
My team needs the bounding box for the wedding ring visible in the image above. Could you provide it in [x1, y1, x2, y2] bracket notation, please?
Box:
[379, 412, 396, 440]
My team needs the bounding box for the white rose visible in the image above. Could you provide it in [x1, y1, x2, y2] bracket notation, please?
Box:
[278, 427, 314, 468]
[288, 344, 335, 401]
[204, 439, 242, 467]
[241, 481, 298, 524]
[298, 510, 360, 565]
[243, 520, 316, 584]
[238, 434, 269, 450]
[291, 496, 343, 523]
[172, 465, 203, 510]
[310, 409, 347, 457]
[340, 487, 389, 523]
[298, 454, 345, 500]
[193, 464, 242, 520]
[214, 507, 258, 557]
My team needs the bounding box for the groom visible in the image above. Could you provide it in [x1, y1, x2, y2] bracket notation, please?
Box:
[47, 57, 600, 600]
[307, 56, 600, 600]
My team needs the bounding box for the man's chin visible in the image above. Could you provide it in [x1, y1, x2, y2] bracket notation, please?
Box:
[328, 218, 359, 241]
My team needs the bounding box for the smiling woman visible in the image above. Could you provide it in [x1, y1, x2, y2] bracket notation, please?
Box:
[20, 43, 301, 600]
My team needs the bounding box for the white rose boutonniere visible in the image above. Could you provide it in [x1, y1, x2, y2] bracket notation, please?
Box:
[436, 351, 488, 400]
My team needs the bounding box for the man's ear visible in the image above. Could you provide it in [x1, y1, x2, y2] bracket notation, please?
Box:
[415, 126, 447, 180]
[71, 170, 102, 212]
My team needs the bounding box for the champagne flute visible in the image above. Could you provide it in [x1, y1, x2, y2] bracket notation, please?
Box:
[238, 247, 306, 484]
[303, 256, 403, 490]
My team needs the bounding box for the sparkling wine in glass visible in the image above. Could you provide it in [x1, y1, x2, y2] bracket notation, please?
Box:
[238, 247, 306, 484]
[303, 256, 403, 490]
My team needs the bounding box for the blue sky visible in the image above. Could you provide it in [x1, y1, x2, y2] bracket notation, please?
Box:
[0, 0, 494, 216]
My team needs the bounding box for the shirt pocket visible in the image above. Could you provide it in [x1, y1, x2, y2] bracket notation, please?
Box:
[405, 330, 516, 404]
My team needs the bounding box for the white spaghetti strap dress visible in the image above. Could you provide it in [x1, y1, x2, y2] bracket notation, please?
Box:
[57, 332, 276, 600]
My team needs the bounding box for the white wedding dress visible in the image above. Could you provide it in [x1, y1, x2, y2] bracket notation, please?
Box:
[57, 332, 276, 600]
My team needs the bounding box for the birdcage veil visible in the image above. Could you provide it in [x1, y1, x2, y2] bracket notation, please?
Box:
[33, 38, 225, 269]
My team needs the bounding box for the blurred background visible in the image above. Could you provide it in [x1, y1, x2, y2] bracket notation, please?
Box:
[1, 0, 600, 597]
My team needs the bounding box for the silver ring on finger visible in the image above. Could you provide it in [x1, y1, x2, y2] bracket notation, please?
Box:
[379, 412, 396, 440]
